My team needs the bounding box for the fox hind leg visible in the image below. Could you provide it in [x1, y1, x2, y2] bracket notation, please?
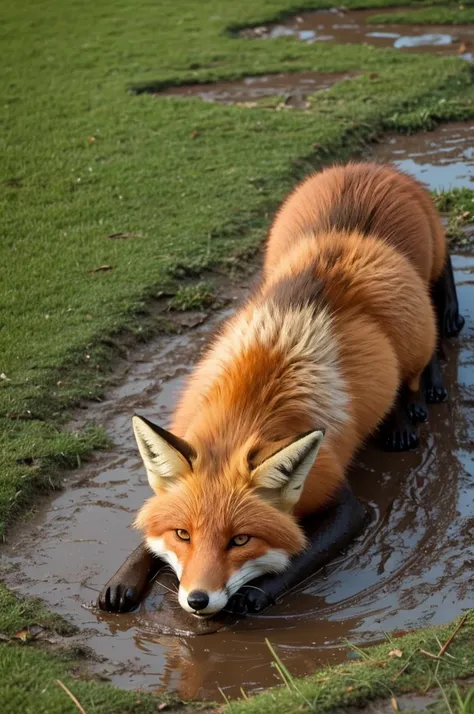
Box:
[424, 253, 464, 404]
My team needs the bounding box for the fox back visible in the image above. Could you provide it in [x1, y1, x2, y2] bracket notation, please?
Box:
[133, 162, 445, 615]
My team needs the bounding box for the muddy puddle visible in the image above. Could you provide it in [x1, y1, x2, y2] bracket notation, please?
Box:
[240, 7, 474, 61]
[155, 71, 354, 108]
[369, 121, 474, 192]
[2, 128, 474, 701]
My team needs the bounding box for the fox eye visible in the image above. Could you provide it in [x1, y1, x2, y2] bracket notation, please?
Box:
[229, 534, 251, 547]
[176, 529, 190, 541]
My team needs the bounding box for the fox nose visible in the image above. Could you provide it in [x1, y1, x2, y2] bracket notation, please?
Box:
[187, 590, 209, 611]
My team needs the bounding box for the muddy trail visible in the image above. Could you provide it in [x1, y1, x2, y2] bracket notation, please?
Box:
[239, 7, 474, 62]
[2, 124, 474, 701]
[150, 7, 473, 108]
[154, 71, 355, 108]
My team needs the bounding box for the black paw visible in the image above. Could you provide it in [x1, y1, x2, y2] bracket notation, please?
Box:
[226, 589, 273, 616]
[98, 584, 140, 613]
[425, 383, 447, 404]
[380, 425, 419, 452]
[444, 309, 465, 338]
[406, 401, 428, 424]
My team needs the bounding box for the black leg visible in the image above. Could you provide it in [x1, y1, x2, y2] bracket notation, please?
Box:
[423, 349, 447, 404]
[97, 542, 163, 613]
[226, 488, 368, 616]
[424, 254, 464, 402]
[378, 385, 421, 452]
[432, 254, 464, 339]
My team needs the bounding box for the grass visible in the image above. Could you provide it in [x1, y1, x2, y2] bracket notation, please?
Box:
[1, 0, 474, 711]
[368, 6, 474, 25]
[168, 281, 216, 311]
[225, 613, 474, 714]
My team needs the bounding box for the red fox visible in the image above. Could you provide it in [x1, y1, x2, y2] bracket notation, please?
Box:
[99, 162, 463, 618]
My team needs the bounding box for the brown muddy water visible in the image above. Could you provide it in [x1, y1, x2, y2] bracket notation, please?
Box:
[158, 72, 355, 108]
[240, 7, 474, 62]
[2, 127, 474, 701]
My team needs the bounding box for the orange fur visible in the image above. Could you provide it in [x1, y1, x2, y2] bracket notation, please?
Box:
[135, 162, 445, 607]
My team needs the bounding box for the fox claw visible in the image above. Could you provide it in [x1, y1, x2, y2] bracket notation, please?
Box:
[227, 589, 273, 616]
[98, 584, 139, 613]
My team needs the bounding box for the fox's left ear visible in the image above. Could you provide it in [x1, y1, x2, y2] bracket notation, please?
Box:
[251, 430, 325, 509]
[132, 415, 196, 493]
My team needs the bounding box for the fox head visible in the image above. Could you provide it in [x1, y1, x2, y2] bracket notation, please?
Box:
[132, 415, 325, 617]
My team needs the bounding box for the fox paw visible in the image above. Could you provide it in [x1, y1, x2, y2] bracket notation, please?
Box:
[444, 309, 464, 338]
[98, 584, 140, 613]
[226, 589, 274, 616]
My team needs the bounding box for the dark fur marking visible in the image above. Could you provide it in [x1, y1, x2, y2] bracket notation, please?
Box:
[268, 269, 328, 313]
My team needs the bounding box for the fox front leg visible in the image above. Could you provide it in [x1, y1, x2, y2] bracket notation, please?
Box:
[98, 542, 162, 613]
[227, 487, 368, 616]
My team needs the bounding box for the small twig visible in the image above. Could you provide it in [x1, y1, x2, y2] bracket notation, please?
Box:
[437, 614, 468, 658]
[419, 649, 444, 661]
[56, 680, 88, 714]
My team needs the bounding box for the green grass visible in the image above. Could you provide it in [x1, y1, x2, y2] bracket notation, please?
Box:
[0, 585, 76, 638]
[0, 644, 194, 714]
[2, 0, 474, 711]
[168, 281, 216, 311]
[368, 6, 474, 25]
[226, 613, 474, 714]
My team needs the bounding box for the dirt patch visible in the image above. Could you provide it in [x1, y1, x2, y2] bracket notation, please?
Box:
[152, 72, 355, 108]
[369, 121, 474, 193]
[239, 7, 474, 61]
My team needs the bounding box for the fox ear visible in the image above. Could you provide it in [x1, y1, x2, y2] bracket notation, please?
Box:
[132, 415, 196, 493]
[251, 430, 325, 509]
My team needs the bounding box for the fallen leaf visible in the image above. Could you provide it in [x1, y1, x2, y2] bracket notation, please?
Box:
[191, 130, 199, 139]
[369, 72, 379, 79]
[0, 373, 10, 381]
[346, 685, 353, 692]
[391, 696, 399, 712]
[87, 136, 96, 143]
[158, 704, 168, 712]
[388, 649, 403, 658]
[458, 43, 467, 54]
[90, 265, 113, 273]
[14, 626, 44, 642]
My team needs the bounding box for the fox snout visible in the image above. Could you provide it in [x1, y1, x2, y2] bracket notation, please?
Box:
[178, 586, 230, 617]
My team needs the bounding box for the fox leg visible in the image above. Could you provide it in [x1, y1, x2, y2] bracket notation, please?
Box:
[97, 542, 162, 613]
[424, 253, 464, 403]
[226, 487, 368, 616]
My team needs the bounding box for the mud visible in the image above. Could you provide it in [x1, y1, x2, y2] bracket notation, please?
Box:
[240, 7, 474, 61]
[2, 131, 474, 701]
[157, 72, 355, 108]
[369, 121, 474, 192]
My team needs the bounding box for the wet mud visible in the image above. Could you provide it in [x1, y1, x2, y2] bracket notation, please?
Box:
[156, 72, 354, 108]
[239, 7, 474, 61]
[2, 129, 474, 701]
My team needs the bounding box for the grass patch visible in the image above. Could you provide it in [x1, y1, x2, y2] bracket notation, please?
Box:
[368, 6, 474, 25]
[168, 281, 216, 311]
[0, 644, 195, 714]
[435, 188, 474, 249]
[226, 613, 474, 713]
[0, 585, 76, 638]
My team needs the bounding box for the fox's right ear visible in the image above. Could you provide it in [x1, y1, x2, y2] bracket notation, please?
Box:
[132, 415, 196, 493]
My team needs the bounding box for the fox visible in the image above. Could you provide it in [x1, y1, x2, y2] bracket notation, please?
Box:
[99, 162, 463, 618]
